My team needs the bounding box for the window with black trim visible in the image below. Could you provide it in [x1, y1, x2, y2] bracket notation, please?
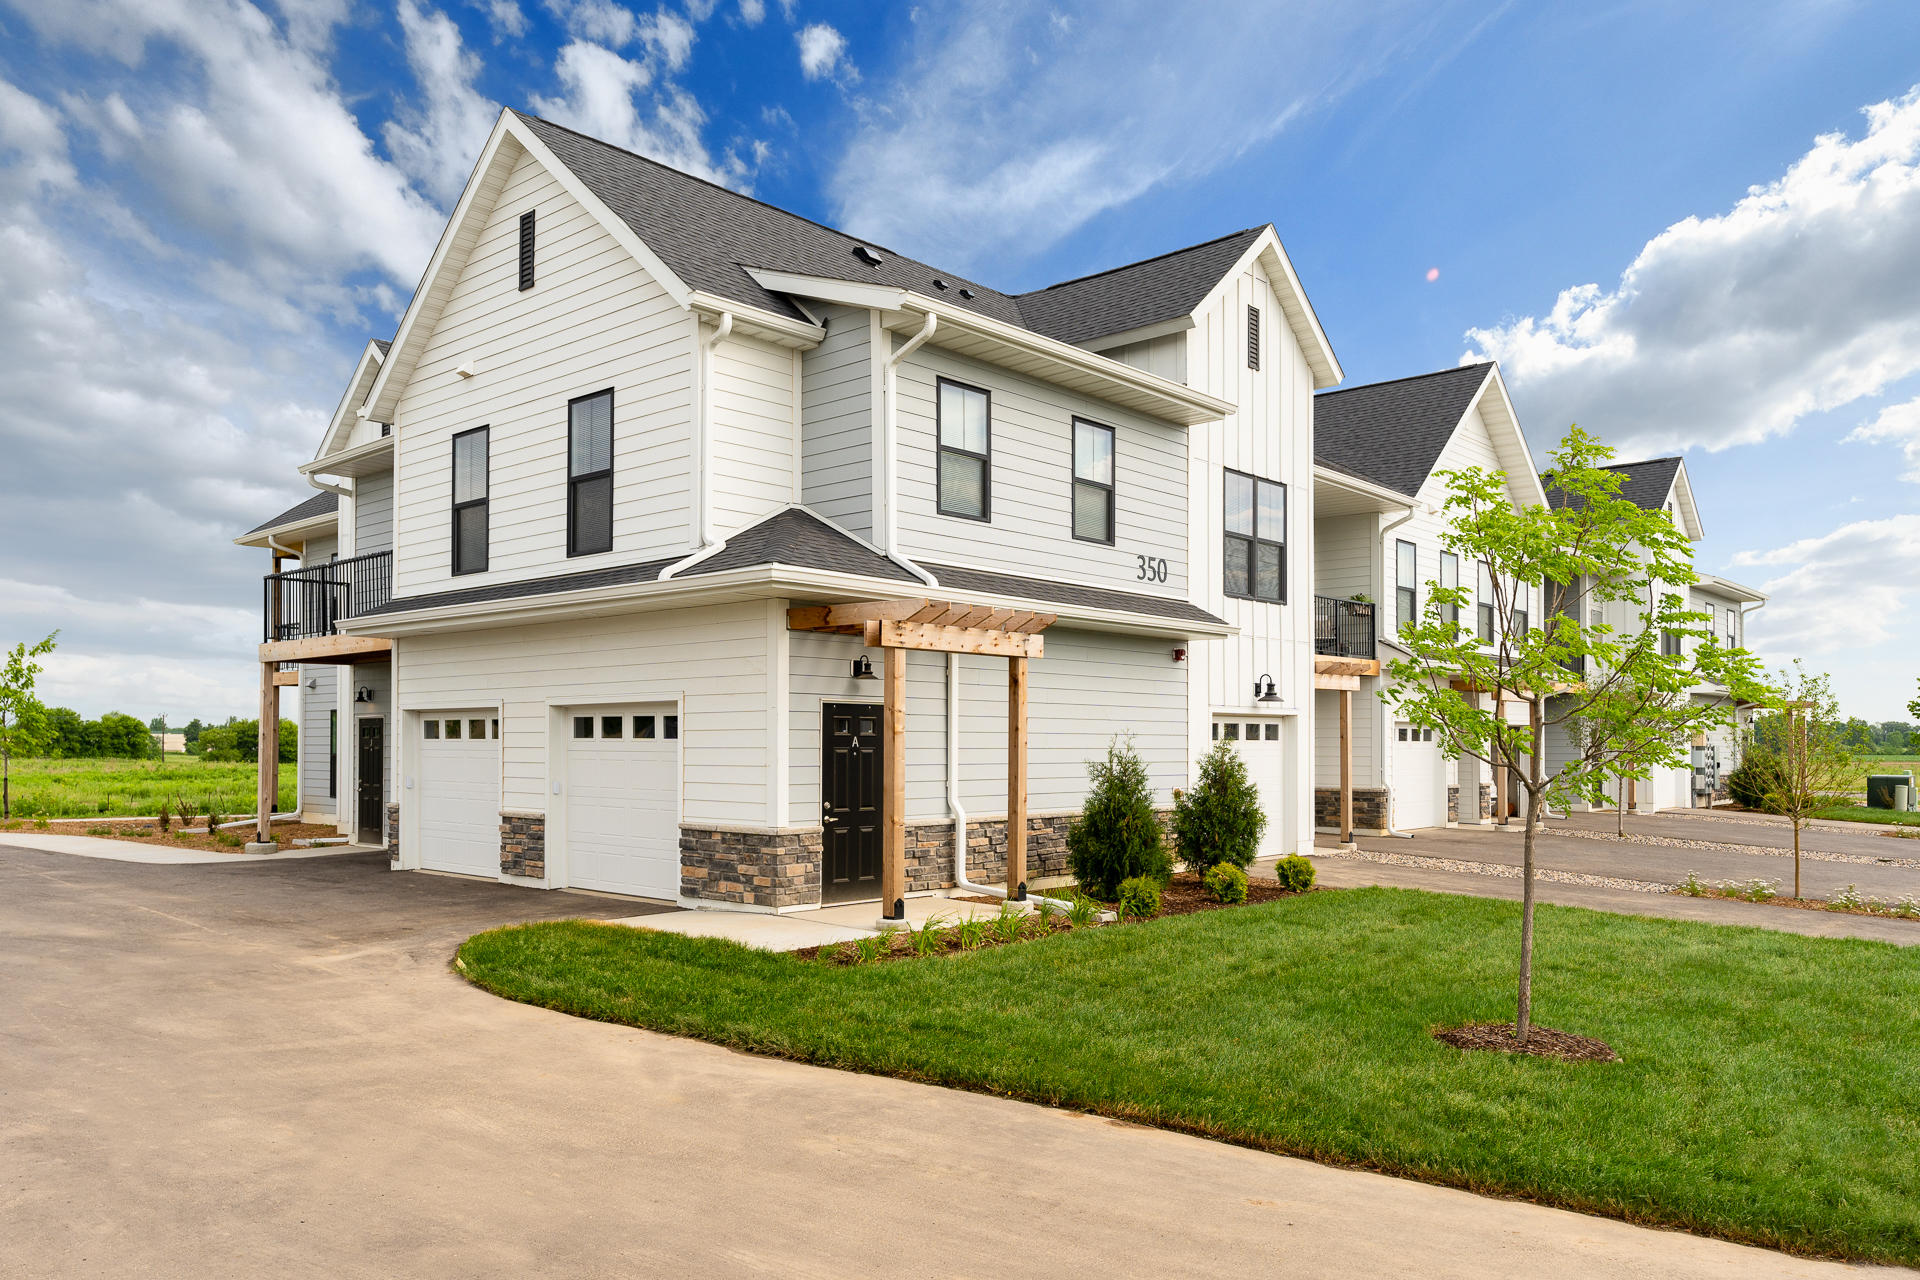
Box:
[1513, 581, 1530, 635]
[936, 378, 990, 520]
[1247, 305, 1261, 371]
[328, 710, 337, 798]
[1223, 470, 1286, 602]
[1439, 551, 1460, 629]
[518, 210, 535, 291]
[1395, 540, 1417, 632]
[1071, 419, 1114, 543]
[1476, 561, 1495, 643]
[1661, 630, 1682, 657]
[568, 389, 614, 556]
[452, 426, 489, 575]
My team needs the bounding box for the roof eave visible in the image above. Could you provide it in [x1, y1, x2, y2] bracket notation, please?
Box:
[1192, 227, 1341, 388]
[300, 434, 394, 480]
[232, 510, 340, 550]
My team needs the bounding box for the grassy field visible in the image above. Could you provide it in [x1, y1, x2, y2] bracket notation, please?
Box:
[1, 755, 295, 820]
[1817, 804, 1920, 828]
[460, 888, 1920, 1266]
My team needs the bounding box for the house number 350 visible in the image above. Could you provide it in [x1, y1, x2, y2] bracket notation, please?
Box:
[1135, 555, 1170, 583]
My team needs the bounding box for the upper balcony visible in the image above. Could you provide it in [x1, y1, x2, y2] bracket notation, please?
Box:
[1313, 595, 1380, 687]
[259, 550, 393, 665]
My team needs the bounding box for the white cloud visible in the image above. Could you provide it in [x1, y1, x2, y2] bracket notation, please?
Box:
[1469, 85, 1920, 459]
[0, 80, 78, 197]
[822, 0, 1465, 275]
[546, 0, 639, 45]
[684, 0, 718, 20]
[479, 0, 528, 38]
[1732, 514, 1920, 719]
[737, 0, 764, 26]
[533, 37, 746, 185]
[383, 0, 500, 206]
[795, 22, 852, 82]
[1847, 394, 1920, 484]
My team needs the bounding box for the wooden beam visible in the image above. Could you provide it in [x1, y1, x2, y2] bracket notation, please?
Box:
[272, 669, 300, 687]
[259, 635, 393, 664]
[864, 620, 1045, 658]
[1313, 656, 1380, 678]
[256, 663, 278, 844]
[1339, 687, 1353, 844]
[1313, 673, 1361, 691]
[881, 646, 906, 921]
[786, 599, 931, 632]
[1007, 655, 1028, 898]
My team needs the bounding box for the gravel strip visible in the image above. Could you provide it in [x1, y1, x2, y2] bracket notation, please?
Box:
[1548, 825, 1920, 868]
[1322, 846, 1675, 893]
[1633, 810, 1911, 837]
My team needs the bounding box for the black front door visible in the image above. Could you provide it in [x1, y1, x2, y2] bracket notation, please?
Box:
[356, 718, 385, 846]
[821, 702, 882, 903]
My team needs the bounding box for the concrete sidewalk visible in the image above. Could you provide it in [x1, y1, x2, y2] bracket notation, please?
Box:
[609, 892, 1029, 951]
[0, 830, 385, 864]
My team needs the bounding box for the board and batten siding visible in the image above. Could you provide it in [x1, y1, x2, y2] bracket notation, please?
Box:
[389, 145, 694, 599]
[799, 303, 874, 539]
[892, 343, 1190, 597]
[1096, 332, 1186, 384]
[709, 328, 799, 536]
[788, 627, 1187, 825]
[394, 603, 770, 824]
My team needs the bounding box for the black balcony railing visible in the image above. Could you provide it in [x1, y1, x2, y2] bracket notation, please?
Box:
[263, 550, 392, 642]
[1314, 595, 1376, 659]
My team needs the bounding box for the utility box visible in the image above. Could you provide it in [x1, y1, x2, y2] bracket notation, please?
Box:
[1866, 774, 1915, 810]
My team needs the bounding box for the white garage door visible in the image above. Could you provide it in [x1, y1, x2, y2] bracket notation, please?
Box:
[418, 711, 500, 877]
[1218, 718, 1290, 860]
[1392, 722, 1443, 830]
[565, 705, 680, 900]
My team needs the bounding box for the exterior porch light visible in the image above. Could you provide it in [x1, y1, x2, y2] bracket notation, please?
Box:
[355, 686, 375, 703]
[851, 654, 877, 681]
[1253, 674, 1280, 703]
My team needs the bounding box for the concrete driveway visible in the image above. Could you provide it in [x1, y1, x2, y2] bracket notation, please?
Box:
[2, 842, 1906, 1279]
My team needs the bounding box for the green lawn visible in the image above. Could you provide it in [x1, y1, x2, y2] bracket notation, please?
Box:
[460, 889, 1920, 1266]
[0, 755, 295, 820]
[1817, 803, 1920, 828]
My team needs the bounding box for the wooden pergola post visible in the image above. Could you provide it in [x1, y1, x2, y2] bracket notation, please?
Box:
[1007, 655, 1028, 898]
[256, 662, 279, 844]
[880, 645, 907, 922]
[1338, 687, 1353, 844]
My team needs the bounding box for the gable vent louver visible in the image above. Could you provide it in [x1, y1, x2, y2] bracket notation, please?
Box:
[853, 245, 884, 267]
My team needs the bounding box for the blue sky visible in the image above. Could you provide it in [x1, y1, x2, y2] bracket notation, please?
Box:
[1, 0, 1917, 721]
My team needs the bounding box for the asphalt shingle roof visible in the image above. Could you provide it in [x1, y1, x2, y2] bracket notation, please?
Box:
[246, 490, 338, 536]
[1545, 456, 1683, 512]
[680, 507, 919, 582]
[1313, 364, 1493, 498]
[516, 112, 1262, 350]
[372, 338, 391, 355]
[920, 562, 1227, 627]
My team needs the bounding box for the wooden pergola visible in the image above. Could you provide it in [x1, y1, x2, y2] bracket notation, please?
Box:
[1314, 655, 1380, 843]
[788, 598, 1054, 920]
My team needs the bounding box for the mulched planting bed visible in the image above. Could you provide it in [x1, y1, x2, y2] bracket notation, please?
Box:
[4, 818, 344, 854]
[801, 871, 1312, 964]
[1432, 1021, 1621, 1063]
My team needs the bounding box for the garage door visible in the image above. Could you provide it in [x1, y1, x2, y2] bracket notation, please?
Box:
[1392, 722, 1443, 830]
[418, 711, 500, 877]
[1218, 718, 1290, 860]
[565, 705, 680, 900]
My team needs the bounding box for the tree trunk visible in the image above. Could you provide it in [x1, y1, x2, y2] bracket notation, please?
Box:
[2, 747, 9, 822]
[1515, 698, 1546, 1046]
[1793, 821, 1802, 900]
[1616, 774, 1625, 836]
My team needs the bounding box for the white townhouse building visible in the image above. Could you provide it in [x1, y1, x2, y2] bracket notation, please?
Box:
[1308, 363, 1545, 837]
[1540, 456, 1769, 813]
[235, 107, 1344, 918]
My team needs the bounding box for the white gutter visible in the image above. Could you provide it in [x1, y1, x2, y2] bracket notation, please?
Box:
[882, 311, 937, 555]
[307, 478, 351, 499]
[266, 534, 300, 559]
[945, 651, 1069, 911]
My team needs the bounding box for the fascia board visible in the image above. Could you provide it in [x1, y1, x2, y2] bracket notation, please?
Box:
[1192, 227, 1343, 388]
[1462, 366, 1549, 511]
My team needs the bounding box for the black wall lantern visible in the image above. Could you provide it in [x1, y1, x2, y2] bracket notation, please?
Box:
[851, 655, 877, 681]
[1253, 674, 1280, 703]
[355, 686, 375, 704]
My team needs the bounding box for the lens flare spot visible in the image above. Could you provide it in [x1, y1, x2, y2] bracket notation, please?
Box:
[1425, 267, 1441, 282]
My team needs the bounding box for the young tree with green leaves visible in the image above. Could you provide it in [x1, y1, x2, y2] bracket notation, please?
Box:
[0, 633, 59, 821]
[1749, 662, 1857, 899]
[1384, 428, 1769, 1045]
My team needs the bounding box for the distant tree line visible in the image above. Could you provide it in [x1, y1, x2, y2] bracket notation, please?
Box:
[1751, 716, 1916, 756]
[39, 709, 160, 759]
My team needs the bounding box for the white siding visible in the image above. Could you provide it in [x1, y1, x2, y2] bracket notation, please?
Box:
[710, 329, 799, 535]
[788, 627, 1187, 824]
[394, 603, 768, 823]
[354, 470, 393, 556]
[1312, 513, 1376, 601]
[390, 146, 694, 598]
[1098, 332, 1187, 384]
[298, 667, 338, 817]
[893, 344, 1190, 596]
[800, 303, 874, 538]
[1183, 251, 1316, 855]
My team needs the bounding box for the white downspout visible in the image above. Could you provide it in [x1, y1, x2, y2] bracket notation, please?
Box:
[882, 312, 937, 555]
[696, 311, 733, 551]
[946, 651, 1069, 910]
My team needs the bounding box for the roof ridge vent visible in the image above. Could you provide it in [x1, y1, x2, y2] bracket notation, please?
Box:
[853, 245, 884, 267]
[958, 287, 975, 299]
